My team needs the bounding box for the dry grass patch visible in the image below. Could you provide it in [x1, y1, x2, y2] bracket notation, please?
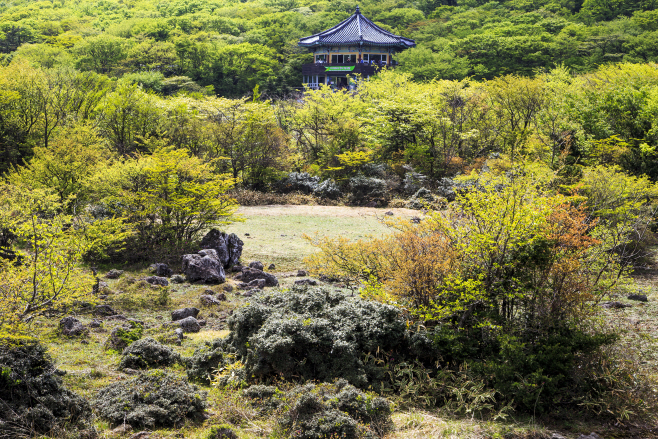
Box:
[225, 205, 422, 271]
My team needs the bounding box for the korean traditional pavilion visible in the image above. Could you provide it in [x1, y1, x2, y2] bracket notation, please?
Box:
[298, 6, 415, 89]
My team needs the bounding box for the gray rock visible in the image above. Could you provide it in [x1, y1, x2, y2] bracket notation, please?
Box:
[297, 270, 307, 277]
[177, 316, 201, 333]
[171, 307, 200, 321]
[216, 292, 227, 301]
[170, 274, 185, 284]
[200, 295, 222, 306]
[242, 289, 259, 297]
[248, 261, 264, 271]
[182, 250, 226, 283]
[89, 319, 102, 328]
[174, 328, 184, 341]
[105, 269, 124, 279]
[59, 316, 88, 337]
[600, 301, 632, 309]
[240, 268, 278, 286]
[144, 276, 169, 286]
[94, 304, 117, 316]
[231, 265, 243, 272]
[223, 284, 234, 292]
[238, 279, 266, 290]
[129, 431, 152, 439]
[294, 279, 318, 286]
[411, 216, 422, 224]
[98, 281, 109, 290]
[153, 263, 172, 277]
[268, 263, 276, 270]
[577, 434, 601, 439]
[122, 368, 139, 375]
[199, 229, 244, 268]
[385, 210, 394, 216]
[627, 294, 648, 302]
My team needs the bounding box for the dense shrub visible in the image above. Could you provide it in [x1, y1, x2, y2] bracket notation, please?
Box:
[119, 337, 181, 370]
[313, 179, 341, 199]
[348, 175, 387, 203]
[276, 172, 320, 194]
[225, 287, 436, 387]
[244, 380, 392, 439]
[0, 338, 92, 438]
[94, 370, 206, 428]
[185, 338, 227, 384]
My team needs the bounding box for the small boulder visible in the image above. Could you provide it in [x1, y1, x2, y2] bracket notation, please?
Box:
[385, 210, 394, 216]
[268, 263, 276, 270]
[297, 270, 307, 277]
[105, 269, 124, 279]
[174, 328, 184, 342]
[130, 431, 152, 439]
[89, 319, 102, 328]
[200, 295, 222, 306]
[223, 284, 234, 292]
[216, 292, 227, 301]
[238, 279, 266, 290]
[177, 316, 201, 333]
[182, 250, 226, 283]
[242, 289, 259, 297]
[171, 307, 200, 321]
[231, 265, 243, 272]
[240, 268, 278, 287]
[248, 261, 264, 271]
[410, 216, 422, 224]
[105, 321, 143, 351]
[59, 316, 88, 337]
[144, 276, 169, 287]
[170, 274, 185, 284]
[94, 304, 117, 317]
[153, 263, 172, 277]
[294, 279, 318, 286]
[627, 294, 648, 302]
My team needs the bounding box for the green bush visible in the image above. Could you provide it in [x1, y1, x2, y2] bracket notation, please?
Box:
[244, 380, 392, 439]
[185, 338, 227, 384]
[119, 337, 181, 370]
[225, 287, 437, 387]
[94, 370, 206, 428]
[0, 338, 92, 438]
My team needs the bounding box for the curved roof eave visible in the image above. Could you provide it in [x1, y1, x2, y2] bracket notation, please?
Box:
[298, 6, 416, 49]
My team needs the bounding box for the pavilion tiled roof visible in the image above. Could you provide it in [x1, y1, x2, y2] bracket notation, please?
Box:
[298, 6, 416, 49]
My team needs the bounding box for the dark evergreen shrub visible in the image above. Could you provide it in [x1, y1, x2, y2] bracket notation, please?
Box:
[0, 338, 92, 438]
[94, 370, 206, 428]
[313, 179, 341, 199]
[225, 287, 435, 387]
[348, 175, 387, 203]
[244, 380, 392, 439]
[119, 337, 181, 370]
[277, 172, 320, 194]
[185, 338, 227, 384]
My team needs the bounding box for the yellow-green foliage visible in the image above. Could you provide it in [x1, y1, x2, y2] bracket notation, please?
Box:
[91, 146, 239, 249]
[0, 184, 123, 335]
[306, 169, 629, 329]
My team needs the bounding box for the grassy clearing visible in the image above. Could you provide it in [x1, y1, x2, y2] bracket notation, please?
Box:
[226, 205, 421, 271]
[31, 206, 658, 439]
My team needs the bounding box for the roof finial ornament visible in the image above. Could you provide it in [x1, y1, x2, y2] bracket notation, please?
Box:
[356, 5, 360, 13]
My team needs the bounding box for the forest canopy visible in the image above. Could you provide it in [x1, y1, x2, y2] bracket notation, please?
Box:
[2, 0, 658, 98]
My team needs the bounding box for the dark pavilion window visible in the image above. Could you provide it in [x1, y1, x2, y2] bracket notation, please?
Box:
[331, 54, 356, 63]
[363, 54, 387, 63]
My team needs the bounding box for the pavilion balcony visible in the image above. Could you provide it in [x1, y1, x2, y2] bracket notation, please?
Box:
[301, 62, 397, 78]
